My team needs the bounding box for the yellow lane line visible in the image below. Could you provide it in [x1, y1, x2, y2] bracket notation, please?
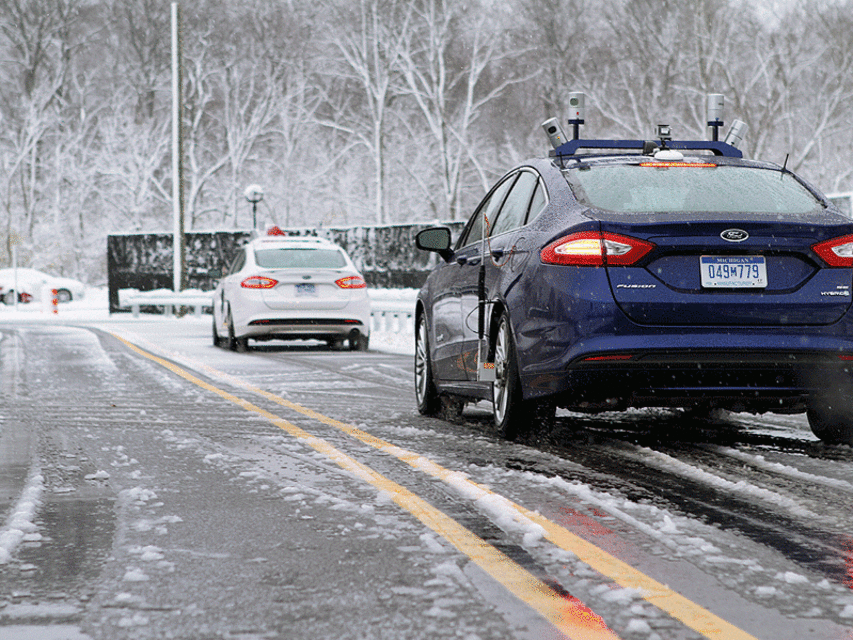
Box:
[112, 334, 620, 640]
[111, 332, 758, 640]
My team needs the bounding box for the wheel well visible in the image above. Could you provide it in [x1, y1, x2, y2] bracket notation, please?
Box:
[486, 301, 507, 360]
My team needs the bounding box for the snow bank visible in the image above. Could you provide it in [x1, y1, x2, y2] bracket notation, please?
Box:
[0, 469, 44, 564]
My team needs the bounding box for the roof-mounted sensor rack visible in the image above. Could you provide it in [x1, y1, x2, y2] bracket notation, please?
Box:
[542, 92, 747, 161]
[551, 138, 743, 158]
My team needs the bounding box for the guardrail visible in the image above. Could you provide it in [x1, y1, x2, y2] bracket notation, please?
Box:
[118, 288, 418, 334]
[369, 300, 414, 335]
[118, 289, 213, 317]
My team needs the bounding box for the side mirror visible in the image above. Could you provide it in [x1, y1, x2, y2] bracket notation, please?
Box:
[416, 227, 453, 261]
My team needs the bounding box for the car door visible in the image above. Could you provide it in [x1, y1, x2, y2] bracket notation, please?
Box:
[454, 173, 522, 379]
[219, 249, 247, 321]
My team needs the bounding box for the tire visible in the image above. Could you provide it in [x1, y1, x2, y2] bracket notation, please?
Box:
[492, 313, 555, 440]
[414, 313, 440, 416]
[3, 290, 15, 305]
[807, 403, 853, 445]
[349, 333, 369, 351]
[226, 311, 248, 353]
[212, 316, 222, 347]
[55, 289, 72, 303]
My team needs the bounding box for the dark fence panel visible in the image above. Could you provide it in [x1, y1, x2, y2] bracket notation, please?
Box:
[107, 223, 465, 312]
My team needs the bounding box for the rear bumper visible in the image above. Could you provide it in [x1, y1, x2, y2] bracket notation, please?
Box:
[238, 317, 368, 341]
[523, 348, 853, 413]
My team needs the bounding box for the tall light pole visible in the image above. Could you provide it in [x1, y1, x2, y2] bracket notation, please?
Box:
[171, 2, 186, 292]
[244, 184, 264, 230]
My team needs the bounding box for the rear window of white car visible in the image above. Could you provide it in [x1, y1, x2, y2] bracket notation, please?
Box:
[565, 164, 822, 215]
[254, 248, 347, 269]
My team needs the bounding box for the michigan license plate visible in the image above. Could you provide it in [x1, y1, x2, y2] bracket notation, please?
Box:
[700, 256, 767, 288]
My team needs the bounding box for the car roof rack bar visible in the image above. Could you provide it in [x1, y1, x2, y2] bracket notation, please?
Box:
[550, 139, 743, 159]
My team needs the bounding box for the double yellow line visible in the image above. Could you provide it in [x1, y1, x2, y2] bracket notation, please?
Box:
[112, 332, 758, 640]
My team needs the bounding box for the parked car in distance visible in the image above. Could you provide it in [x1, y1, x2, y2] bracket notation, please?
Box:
[414, 102, 853, 446]
[0, 268, 86, 304]
[212, 230, 371, 352]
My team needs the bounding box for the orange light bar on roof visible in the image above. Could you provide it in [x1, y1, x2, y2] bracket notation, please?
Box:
[639, 162, 717, 168]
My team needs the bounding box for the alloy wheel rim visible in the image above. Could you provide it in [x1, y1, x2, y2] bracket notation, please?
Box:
[415, 319, 428, 403]
[493, 320, 509, 423]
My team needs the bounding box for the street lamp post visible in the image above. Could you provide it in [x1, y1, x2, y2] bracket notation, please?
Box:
[244, 184, 264, 230]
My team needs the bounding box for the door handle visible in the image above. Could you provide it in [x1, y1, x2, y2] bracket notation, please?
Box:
[457, 256, 480, 266]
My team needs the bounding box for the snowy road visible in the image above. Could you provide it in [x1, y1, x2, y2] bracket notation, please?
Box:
[1, 316, 852, 639]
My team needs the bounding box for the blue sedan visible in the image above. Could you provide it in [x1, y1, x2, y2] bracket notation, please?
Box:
[414, 132, 853, 445]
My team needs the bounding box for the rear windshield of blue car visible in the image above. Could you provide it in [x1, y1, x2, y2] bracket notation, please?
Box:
[254, 248, 347, 269]
[565, 164, 823, 215]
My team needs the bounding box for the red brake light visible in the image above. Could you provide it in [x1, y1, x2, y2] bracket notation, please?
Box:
[812, 235, 853, 267]
[541, 232, 655, 266]
[582, 354, 634, 362]
[336, 276, 366, 289]
[241, 276, 278, 289]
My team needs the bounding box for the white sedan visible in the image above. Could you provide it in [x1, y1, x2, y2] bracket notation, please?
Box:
[0, 268, 86, 304]
[212, 232, 371, 351]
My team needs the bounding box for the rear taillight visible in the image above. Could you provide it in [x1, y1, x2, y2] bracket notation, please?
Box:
[541, 232, 655, 266]
[336, 276, 366, 289]
[812, 235, 853, 267]
[241, 276, 278, 289]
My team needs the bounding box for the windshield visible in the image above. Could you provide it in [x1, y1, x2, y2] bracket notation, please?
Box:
[254, 247, 347, 269]
[565, 164, 823, 215]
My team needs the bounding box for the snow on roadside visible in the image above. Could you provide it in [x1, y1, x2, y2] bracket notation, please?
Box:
[707, 446, 853, 491]
[0, 468, 44, 564]
[0, 286, 417, 355]
[627, 446, 820, 518]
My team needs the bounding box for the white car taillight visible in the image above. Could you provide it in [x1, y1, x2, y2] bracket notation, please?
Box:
[336, 276, 366, 289]
[241, 276, 278, 289]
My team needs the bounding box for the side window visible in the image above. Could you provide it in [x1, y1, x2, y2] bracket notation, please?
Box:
[457, 175, 517, 249]
[525, 179, 548, 224]
[228, 250, 246, 275]
[490, 171, 539, 237]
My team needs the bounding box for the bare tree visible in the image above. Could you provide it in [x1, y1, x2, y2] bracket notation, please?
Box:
[319, 0, 413, 224]
[397, 0, 538, 219]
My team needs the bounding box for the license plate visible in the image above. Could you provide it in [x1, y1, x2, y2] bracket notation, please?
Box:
[295, 283, 316, 296]
[700, 256, 767, 288]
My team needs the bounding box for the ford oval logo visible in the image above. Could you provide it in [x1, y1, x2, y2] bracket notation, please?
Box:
[721, 229, 749, 242]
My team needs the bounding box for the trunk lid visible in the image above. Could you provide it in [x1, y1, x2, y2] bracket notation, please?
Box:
[260, 269, 354, 311]
[599, 215, 853, 326]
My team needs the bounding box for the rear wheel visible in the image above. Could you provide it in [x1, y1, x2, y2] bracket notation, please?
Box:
[55, 289, 72, 303]
[212, 316, 222, 347]
[414, 314, 440, 416]
[226, 311, 248, 353]
[807, 403, 853, 445]
[349, 332, 369, 351]
[492, 313, 555, 440]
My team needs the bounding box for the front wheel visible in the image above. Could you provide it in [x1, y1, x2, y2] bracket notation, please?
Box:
[807, 402, 853, 445]
[414, 313, 440, 416]
[492, 313, 555, 440]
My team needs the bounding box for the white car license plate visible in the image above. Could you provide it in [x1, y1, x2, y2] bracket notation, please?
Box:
[700, 256, 767, 288]
[295, 283, 317, 296]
